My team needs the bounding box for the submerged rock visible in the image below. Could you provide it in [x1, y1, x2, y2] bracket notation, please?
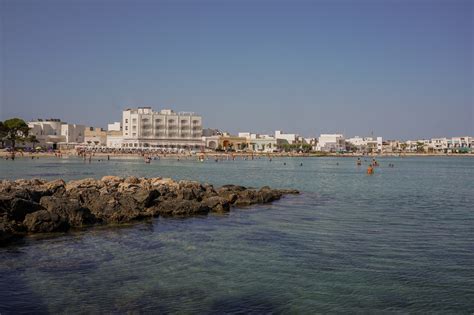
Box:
[0, 176, 299, 245]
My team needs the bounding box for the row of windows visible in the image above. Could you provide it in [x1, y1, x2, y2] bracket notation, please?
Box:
[125, 118, 201, 124]
[125, 125, 200, 130]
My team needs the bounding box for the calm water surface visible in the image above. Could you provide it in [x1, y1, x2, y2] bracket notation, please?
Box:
[0, 156, 473, 313]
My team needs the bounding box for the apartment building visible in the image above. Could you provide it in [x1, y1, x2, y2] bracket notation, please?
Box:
[121, 107, 203, 149]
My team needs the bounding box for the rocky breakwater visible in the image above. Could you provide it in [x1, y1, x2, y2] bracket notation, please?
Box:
[0, 176, 299, 245]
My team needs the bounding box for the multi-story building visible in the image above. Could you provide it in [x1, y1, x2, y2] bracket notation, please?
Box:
[121, 107, 203, 149]
[28, 119, 85, 149]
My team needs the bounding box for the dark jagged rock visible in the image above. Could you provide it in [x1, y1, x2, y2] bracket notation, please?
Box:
[202, 196, 231, 213]
[23, 210, 69, 233]
[0, 176, 299, 246]
[39, 196, 96, 227]
[8, 198, 44, 221]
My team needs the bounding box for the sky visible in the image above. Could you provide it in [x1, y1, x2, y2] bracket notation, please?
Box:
[0, 0, 472, 139]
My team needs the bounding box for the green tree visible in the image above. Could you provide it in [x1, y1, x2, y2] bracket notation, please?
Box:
[3, 118, 30, 150]
[28, 135, 40, 147]
[0, 121, 7, 148]
[400, 143, 408, 152]
[416, 141, 425, 153]
[301, 143, 312, 153]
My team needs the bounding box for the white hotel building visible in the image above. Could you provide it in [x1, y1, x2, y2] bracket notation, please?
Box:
[120, 107, 203, 149]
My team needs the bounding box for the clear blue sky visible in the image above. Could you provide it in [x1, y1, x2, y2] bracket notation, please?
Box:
[1, 0, 472, 139]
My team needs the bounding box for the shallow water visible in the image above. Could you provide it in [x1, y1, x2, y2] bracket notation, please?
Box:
[1, 156, 473, 313]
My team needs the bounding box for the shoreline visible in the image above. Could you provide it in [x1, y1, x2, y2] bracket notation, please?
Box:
[0, 150, 473, 159]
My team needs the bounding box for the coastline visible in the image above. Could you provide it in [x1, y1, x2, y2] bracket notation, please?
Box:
[1, 150, 473, 159]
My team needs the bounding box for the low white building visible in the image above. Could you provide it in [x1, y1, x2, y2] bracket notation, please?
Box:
[106, 130, 124, 148]
[28, 119, 85, 149]
[316, 134, 346, 152]
[84, 127, 107, 147]
[346, 136, 383, 152]
[238, 132, 278, 152]
[275, 130, 297, 144]
[429, 138, 449, 152]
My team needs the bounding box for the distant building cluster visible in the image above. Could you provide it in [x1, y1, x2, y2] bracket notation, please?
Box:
[24, 107, 473, 154]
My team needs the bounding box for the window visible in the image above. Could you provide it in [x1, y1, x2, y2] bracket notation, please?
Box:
[125, 126, 128, 130]
[132, 118, 137, 123]
[132, 126, 136, 130]
[133, 133, 136, 136]
[125, 119, 128, 123]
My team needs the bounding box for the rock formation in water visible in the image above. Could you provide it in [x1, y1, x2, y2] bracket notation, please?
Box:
[0, 176, 299, 245]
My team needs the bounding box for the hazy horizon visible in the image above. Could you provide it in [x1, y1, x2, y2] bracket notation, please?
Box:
[1, 0, 472, 139]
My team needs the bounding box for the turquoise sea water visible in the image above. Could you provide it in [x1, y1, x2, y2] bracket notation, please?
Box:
[0, 156, 473, 313]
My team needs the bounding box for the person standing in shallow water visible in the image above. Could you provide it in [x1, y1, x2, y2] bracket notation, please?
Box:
[367, 165, 374, 175]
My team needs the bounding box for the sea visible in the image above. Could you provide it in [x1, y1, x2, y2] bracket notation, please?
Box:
[0, 156, 473, 313]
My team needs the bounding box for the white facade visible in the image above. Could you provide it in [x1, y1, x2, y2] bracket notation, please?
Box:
[107, 122, 122, 131]
[106, 131, 124, 148]
[61, 124, 85, 143]
[275, 130, 297, 144]
[120, 107, 203, 149]
[28, 119, 85, 148]
[316, 134, 346, 152]
[238, 132, 278, 152]
[346, 136, 383, 152]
